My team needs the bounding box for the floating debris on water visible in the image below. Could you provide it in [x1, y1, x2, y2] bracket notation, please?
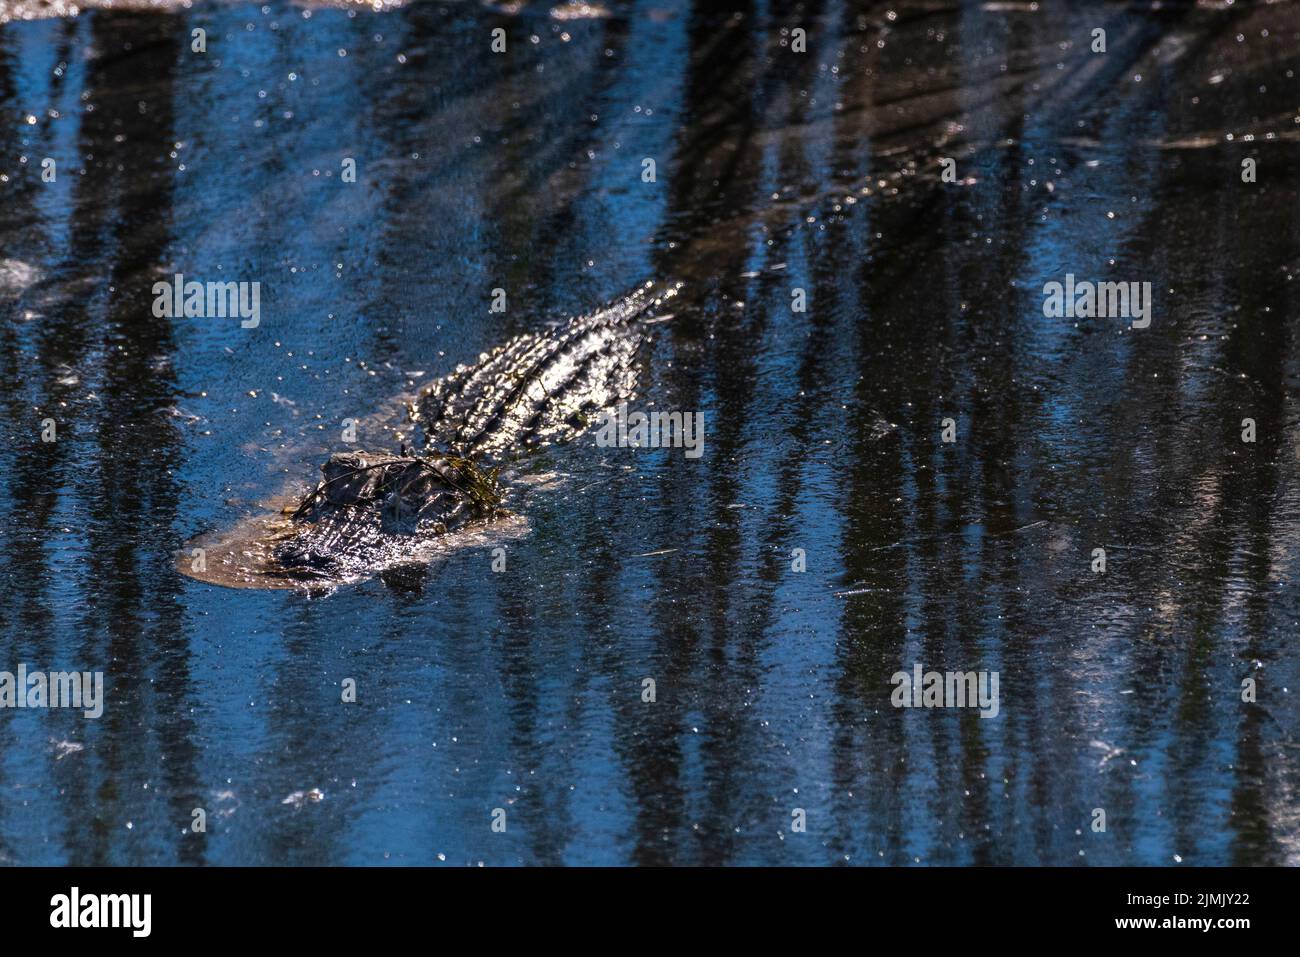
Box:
[281, 789, 325, 809]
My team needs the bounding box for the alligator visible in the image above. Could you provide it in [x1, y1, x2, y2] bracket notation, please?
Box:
[185, 281, 680, 588]
[180, 109, 961, 590]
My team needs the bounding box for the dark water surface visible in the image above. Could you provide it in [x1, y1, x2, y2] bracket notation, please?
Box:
[2, 0, 1300, 865]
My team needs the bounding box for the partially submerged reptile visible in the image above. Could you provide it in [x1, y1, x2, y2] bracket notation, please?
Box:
[182, 129, 958, 589]
[185, 281, 680, 588]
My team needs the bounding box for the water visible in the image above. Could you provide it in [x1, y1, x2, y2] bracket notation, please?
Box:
[1, 0, 1299, 866]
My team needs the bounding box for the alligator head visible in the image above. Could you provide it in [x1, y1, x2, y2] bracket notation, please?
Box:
[273, 450, 503, 575]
